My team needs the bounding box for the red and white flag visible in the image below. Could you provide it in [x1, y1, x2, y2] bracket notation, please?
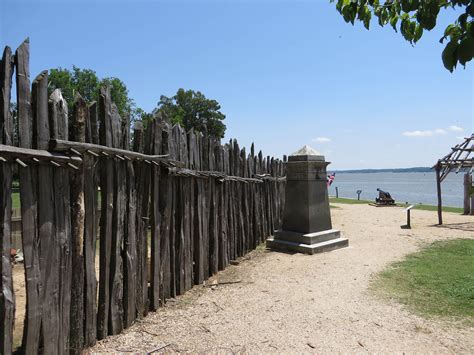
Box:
[327, 173, 336, 187]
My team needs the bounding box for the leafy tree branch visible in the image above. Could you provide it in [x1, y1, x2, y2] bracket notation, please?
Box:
[330, 0, 474, 71]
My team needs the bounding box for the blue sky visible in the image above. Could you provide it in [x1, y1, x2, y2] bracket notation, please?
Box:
[2, 0, 473, 169]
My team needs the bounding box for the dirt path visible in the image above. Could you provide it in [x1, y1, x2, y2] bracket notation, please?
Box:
[89, 204, 474, 353]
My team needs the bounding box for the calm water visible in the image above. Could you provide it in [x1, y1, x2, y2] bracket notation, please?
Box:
[328, 172, 466, 208]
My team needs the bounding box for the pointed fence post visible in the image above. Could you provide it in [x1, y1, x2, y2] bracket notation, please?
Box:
[69, 93, 87, 353]
[0, 45, 14, 355]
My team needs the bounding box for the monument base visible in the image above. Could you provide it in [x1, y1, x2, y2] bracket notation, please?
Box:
[266, 229, 348, 255]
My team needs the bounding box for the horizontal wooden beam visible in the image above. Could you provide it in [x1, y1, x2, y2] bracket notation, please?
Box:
[0, 144, 82, 167]
[49, 139, 183, 166]
[167, 167, 286, 183]
[438, 161, 474, 167]
[451, 147, 474, 152]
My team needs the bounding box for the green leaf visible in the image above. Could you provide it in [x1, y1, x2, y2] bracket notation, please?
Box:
[467, 4, 474, 17]
[414, 24, 424, 42]
[458, 13, 469, 26]
[390, 15, 399, 31]
[409, 0, 420, 11]
[363, 8, 372, 29]
[401, 0, 411, 12]
[442, 40, 458, 72]
[401, 19, 412, 41]
[342, 3, 358, 24]
[457, 36, 474, 65]
[444, 24, 456, 36]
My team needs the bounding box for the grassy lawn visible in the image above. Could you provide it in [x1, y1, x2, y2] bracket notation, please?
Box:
[410, 204, 463, 214]
[329, 197, 371, 205]
[372, 239, 474, 325]
[12, 192, 20, 209]
[328, 197, 464, 214]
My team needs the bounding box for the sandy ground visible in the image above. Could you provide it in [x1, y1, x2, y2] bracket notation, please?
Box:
[84, 204, 473, 354]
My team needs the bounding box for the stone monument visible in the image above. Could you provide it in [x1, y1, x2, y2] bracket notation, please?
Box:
[266, 145, 348, 254]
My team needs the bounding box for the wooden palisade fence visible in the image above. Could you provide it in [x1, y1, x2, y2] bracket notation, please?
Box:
[0, 39, 286, 354]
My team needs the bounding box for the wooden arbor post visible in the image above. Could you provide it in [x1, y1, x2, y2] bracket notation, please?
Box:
[464, 173, 471, 215]
[435, 162, 443, 225]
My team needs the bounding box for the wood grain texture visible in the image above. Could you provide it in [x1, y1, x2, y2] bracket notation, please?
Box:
[123, 115, 138, 328]
[49, 89, 72, 355]
[69, 94, 87, 353]
[16, 39, 42, 355]
[0, 45, 14, 355]
[133, 121, 150, 317]
[151, 118, 163, 309]
[33, 71, 60, 355]
[158, 119, 171, 299]
[109, 103, 124, 335]
[84, 102, 98, 347]
[97, 86, 114, 339]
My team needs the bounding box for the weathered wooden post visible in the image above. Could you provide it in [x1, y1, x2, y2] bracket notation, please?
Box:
[267, 145, 348, 254]
[463, 173, 470, 215]
[435, 162, 443, 225]
[16, 38, 43, 355]
[69, 93, 87, 353]
[0, 45, 14, 355]
[470, 174, 474, 216]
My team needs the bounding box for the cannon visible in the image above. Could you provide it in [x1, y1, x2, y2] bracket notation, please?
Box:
[375, 188, 395, 205]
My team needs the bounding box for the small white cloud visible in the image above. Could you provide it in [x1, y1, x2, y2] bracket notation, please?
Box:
[456, 136, 465, 140]
[448, 125, 464, 132]
[312, 137, 331, 143]
[402, 130, 433, 137]
[403, 128, 449, 137]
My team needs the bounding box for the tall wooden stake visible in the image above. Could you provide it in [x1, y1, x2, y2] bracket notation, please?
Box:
[463, 173, 470, 215]
[69, 93, 87, 353]
[436, 163, 443, 225]
[0, 45, 14, 355]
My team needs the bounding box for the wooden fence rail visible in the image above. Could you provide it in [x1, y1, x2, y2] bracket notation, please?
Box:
[0, 39, 286, 354]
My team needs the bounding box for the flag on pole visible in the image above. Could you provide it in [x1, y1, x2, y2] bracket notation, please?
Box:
[327, 172, 336, 187]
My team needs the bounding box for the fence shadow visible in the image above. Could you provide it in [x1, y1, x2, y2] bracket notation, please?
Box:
[433, 222, 474, 232]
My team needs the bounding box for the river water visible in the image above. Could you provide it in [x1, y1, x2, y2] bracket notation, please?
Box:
[327, 172, 467, 208]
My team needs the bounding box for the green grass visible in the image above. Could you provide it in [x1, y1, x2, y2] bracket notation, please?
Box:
[12, 192, 20, 209]
[329, 197, 372, 205]
[372, 239, 474, 325]
[410, 204, 463, 214]
[329, 196, 464, 213]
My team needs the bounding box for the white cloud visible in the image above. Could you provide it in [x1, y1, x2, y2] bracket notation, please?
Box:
[403, 128, 450, 137]
[402, 130, 433, 137]
[456, 136, 465, 140]
[448, 125, 464, 132]
[312, 137, 331, 143]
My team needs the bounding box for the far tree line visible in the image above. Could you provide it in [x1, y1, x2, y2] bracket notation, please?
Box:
[10, 66, 227, 139]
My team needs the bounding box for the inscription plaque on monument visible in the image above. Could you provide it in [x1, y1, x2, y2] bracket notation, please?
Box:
[267, 145, 348, 254]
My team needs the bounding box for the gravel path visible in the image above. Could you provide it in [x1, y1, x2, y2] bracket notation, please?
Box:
[89, 204, 474, 353]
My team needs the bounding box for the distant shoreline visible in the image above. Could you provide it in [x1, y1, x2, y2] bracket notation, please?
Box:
[330, 167, 432, 174]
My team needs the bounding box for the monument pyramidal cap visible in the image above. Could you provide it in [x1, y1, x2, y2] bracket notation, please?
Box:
[266, 144, 348, 254]
[291, 145, 322, 156]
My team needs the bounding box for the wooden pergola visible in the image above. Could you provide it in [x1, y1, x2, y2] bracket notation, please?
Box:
[434, 134, 474, 225]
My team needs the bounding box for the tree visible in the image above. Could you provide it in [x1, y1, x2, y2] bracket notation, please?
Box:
[154, 89, 226, 138]
[330, 0, 474, 72]
[48, 66, 137, 119]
